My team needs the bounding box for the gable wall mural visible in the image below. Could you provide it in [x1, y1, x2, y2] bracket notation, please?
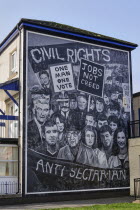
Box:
[25, 31, 131, 194]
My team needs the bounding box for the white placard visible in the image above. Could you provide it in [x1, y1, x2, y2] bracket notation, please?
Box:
[50, 63, 75, 92]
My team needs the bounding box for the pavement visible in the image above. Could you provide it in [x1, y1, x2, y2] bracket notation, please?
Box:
[0, 196, 135, 210]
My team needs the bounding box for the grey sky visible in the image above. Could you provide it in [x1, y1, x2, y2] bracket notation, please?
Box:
[0, 0, 140, 93]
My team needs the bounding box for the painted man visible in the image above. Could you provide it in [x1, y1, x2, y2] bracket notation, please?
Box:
[57, 125, 97, 167]
[52, 91, 76, 129]
[36, 120, 59, 157]
[75, 93, 88, 129]
[28, 87, 51, 150]
[99, 125, 113, 162]
[38, 70, 51, 90]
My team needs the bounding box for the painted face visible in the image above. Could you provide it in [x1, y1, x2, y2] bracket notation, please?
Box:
[85, 131, 95, 147]
[40, 73, 49, 86]
[96, 101, 104, 113]
[115, 81, 120, 87]
[98, 120, 108, 129]
[45, 125, 58, 145]
[59, 100, 69, 113]
[77, 96, 87, 110]
[70, 99, 77, 110]
[85, 115, 95, 127]
[110, 109, 119, 117]
[111, 93, 118, 101]
[117, 131, 126, 149]
[100, 131, 113, 149]
[109, 122, 118, 133]
[104, 95, 110, 105]
[56, 117, 64, 133]
[90, 100, 95, 110]
[67, 131, 81, 147]
[35, 102, 49, 124]
[107, 80, 112, 85]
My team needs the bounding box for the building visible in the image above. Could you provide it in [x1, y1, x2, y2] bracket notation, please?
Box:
[0, 18, 137, 199]
[133, 92, 140, 121]
[129, 92, 140, 197]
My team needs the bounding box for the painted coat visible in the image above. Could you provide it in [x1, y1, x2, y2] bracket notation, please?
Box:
[27, 119, 42, 150]
[57, 142, 108, 168]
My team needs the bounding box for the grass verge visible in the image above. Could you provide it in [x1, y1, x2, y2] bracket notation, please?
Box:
[40, 203, 140, 210]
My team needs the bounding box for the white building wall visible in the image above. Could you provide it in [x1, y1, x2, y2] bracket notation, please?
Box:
[0, 36, 20, 117]
[0, 37, 19, 83]
[0, 29, 24, 194]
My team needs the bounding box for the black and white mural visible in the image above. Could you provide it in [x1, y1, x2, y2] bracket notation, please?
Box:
[25, 31, 131, 194]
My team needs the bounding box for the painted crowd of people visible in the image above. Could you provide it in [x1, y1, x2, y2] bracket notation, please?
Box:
[27, 69, 129, 170]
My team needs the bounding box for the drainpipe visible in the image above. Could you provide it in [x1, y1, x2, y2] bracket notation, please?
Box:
[16, 23, 22, 194]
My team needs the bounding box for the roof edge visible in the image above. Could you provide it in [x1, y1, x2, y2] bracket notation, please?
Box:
[133, 92, 140, 97]
[0, 18, 138, 52]
[21, 18, 138, 48]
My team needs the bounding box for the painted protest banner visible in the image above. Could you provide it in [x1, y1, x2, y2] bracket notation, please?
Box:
[49, 63, 75, 92]
[78, 59, 105, 97]
[27, 149, 129, 193]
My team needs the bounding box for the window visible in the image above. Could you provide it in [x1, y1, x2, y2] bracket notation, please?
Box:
[0, 145, 18, 177]
[10, 50, 17, 73]
[8, 100, 19, 138]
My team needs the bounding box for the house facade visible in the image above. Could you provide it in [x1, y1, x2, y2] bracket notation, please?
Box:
[128, 93, 140, 196]
[0, 19, 137, 199]
[133, 92, 140, 121]
[0, 34, 21, 194]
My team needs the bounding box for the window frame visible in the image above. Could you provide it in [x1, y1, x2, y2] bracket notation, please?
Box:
[10, 50, 17, 73]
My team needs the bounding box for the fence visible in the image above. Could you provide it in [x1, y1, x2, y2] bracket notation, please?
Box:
[128, 120, 140, 139]
[134, 178, 140, 200]
[0, 181, 19, 195]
